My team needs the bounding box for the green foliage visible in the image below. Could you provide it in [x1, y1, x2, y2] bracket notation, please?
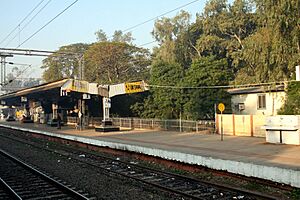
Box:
[111, 93, 148, 117]
[113, 0, 300, 119]
[134, 56, 232, 120]
[42, 30, 147, 84]
[95, 29, 134, 43]
[132, 61, 185, 119]
[183, 56, 233, 119]
[278, 82, 300, 115]
[152, 10, 191, 63]
[112, 30, 134, 43]
[42, 43, 89, 82]
[95, 29, 107, 42]
[84, 41, 150, 84]
[42, 0, 300, 120]
[235, 0, 300, 83]
[291, 188, 300, 200]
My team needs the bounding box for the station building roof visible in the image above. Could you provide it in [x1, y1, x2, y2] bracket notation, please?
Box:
[0, 78, 147, 107]
[228, 85, 285, 95]
[0, 79, 69, 100]
[0, 78, 90, 106]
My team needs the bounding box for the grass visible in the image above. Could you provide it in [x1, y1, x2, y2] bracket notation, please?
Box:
[244, 182, 266, 192]
[291, 188, 300, 200]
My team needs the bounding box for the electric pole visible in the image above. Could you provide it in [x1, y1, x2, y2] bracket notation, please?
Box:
[0, 53, 13, 85]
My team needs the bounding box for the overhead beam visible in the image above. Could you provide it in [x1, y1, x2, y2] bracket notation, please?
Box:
[0, 47, 82, 56]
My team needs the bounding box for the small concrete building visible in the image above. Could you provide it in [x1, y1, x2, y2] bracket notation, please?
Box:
[228, 85, 286, 115]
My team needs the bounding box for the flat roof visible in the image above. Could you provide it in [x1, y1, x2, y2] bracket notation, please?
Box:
[228, 85, 285, 95]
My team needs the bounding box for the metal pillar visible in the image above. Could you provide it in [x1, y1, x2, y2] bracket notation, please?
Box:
[0, 54, 13, 86]
[77, 97, 86, 130]
[82, 99, 85, 128]
[0, 56, 4, 84]
[78, 55, 84, 80]
[78, 99, 82, 130]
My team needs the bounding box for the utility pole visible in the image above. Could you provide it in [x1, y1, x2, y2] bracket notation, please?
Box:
[0, 53, 13, 86]
[78, 54, 84, 80]
[77, 54, 85, 130]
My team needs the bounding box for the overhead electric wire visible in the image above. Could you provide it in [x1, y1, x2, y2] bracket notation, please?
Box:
[147, 81, 290, 90]
[0, 0, 45, 46]
[5, 0, 52, 47]
[0, 47, 82, 56]
[106, 0, 200, 42]
[138, 40, 157, 47]
[129, 0, 200, 48]
[16, 0, 79, 48]
[6, 0, 197, 79]
[0, 61, 31, 66]
[121, 0, 200, 34]
[1, 63, 34, 87]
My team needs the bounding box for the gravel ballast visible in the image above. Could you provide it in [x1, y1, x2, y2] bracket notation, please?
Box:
[0, 130, 184, 200]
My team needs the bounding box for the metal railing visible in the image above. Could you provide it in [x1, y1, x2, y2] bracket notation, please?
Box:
[67, 116, 215, 133]
[111, 118, 215, 133]
[67, 116, 102, 127]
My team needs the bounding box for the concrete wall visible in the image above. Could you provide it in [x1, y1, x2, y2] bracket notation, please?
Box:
[231, 91, 286, 115]
[216, 114, 266, 137]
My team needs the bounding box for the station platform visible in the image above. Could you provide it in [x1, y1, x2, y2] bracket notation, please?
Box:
[0, 121, 299, 188]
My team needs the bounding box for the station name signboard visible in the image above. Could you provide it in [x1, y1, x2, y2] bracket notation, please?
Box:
[61, 79, 89, 96]
[71, 80, 89, 93]
[109, 80, 148, 97]
[60, 79, 149, 97]
[125, 81, 144, 94]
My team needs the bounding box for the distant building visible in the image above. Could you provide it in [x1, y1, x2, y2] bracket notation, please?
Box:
[228, 85, 286, 115]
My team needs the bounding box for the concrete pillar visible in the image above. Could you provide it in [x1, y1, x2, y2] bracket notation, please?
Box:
[296, 65, 300, 81]
[102, 97, 111, 121]
[52, 103, 58, 119]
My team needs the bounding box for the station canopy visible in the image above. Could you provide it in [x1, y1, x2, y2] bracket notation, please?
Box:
[0, 79, 97, 106]
[0, 79, 149, 107]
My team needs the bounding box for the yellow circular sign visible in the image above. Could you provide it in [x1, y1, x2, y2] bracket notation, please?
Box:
[218, 103, 225, 112]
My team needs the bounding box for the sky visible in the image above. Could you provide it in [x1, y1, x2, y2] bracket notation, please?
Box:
[0, 0, 209, 79]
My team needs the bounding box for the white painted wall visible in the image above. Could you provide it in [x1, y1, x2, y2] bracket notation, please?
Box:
[231, 91, 286, 115]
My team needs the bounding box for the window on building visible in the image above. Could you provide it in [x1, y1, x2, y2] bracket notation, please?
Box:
[257, 94, 266, 109]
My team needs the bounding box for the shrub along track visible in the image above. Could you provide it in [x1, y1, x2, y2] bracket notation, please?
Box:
[0, 126, 296, 199]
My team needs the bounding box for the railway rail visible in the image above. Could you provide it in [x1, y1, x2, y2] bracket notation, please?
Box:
[0, 127, 280, 199]
[0, 149, 90, 200]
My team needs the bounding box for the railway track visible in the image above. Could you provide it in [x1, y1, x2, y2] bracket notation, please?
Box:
[55, 149, 277, 200]
[0, 128, 279, 200]
[0, 149, 90, 200]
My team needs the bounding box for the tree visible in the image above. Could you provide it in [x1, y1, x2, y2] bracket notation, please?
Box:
[135, 11, 193, 119]
[84, 41, 150, 84]
[152, 10, 191, 63]
[132, 61, 185, 119]
[183, 56, 233, 119]
[86, 29, 149, 84]
[42, 43, 90, 82]
[195, 0, 256, 64]
[278, 82, 300, 115]
[95, 29, 134, 43]
[95, 29, 107, 42]
[234, 0, 300, 84]
[112, 30, 134, 43]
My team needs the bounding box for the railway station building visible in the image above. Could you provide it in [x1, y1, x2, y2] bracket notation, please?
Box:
[0, 78, 147, 129]
[0, 79, 101, 125]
